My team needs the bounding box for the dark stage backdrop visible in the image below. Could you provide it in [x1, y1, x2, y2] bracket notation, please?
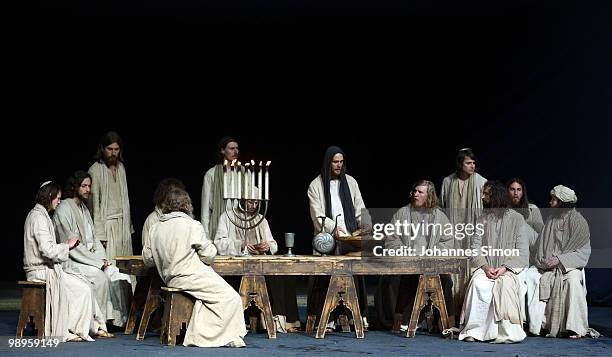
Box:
[5, 1, 612, 303]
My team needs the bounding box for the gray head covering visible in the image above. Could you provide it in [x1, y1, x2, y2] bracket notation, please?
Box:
[550, 185, 577, 203]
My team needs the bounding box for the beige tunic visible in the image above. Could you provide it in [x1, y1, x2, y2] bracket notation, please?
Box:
[526, 208, 590, 337]
[440, 172, 487, 249]
[527, 203, 545, 234]
[88, 161, 133, 262]
[54, 199, 130, 327]
[214, 211, 277, 256]
[143, 212, 247, 347]
[459, 209, 528, 343]
[141, 207, 163, 249]
[200, 166, 216, 237]
[308, 174, 366, 235]
[24, 204, 106, 341]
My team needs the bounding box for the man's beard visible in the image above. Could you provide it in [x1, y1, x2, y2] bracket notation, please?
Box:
[104, 156, 118, 166]
[77, 192, 89, 202]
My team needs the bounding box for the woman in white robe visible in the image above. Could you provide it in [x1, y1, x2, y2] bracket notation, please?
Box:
[23, 181, 111, 342]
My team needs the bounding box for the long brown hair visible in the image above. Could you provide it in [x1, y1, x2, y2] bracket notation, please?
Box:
[410, 180, 438, 209]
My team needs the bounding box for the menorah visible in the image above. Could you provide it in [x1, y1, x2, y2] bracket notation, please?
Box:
[223, 159, 271, 230]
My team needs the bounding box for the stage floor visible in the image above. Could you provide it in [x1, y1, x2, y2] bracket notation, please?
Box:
[2, 281, 611, 356]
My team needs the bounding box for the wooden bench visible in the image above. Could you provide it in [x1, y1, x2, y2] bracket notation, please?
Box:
[16, 281, 46, 338]
[159, 287, 195, 346]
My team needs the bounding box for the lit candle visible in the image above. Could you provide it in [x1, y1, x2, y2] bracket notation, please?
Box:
[245, 163, 251, 199]
[265, 161, 271, 200]
[237, 161, 242, 199]
[223, 160, 228, 199]
[250, 160, 256, 199]
[258, 161, 263, 200]
[231, 159, 237, 199]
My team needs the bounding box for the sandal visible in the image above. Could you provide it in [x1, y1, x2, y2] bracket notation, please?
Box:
[95, 330, 114, 339]
[67, 336, 85, 342]
[287, 327, 300, 333]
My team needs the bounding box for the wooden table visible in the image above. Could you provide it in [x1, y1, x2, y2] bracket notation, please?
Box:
[116, 255, 468, 339]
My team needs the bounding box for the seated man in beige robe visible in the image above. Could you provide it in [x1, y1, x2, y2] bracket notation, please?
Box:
[54, 171, 131, 328]
[142, 178, 186, 248]
[376, 180, 455, 329]
[459, 181, 528, 343]
[24, 181, 111, 342]
[143, 187, 247, 347]
[525, 185, 592, 338]
[215, 198, 301, 333]
[507, 177, 545, 237]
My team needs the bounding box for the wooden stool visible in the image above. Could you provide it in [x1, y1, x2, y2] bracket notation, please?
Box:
[315, 275, 364, 339]
[405, 274, 450, 338]
[160, 287, 194, 346]
[16, 281, 46, 337]
[124, 275, 150, 335]
[238, 275, 276, 339]
[136, 275, 163, 340]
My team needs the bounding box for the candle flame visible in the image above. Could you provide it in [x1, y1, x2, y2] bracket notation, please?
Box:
[266, 161, 271, 166]
[259, 161, 263, 166]
[231, 159, 237, 166]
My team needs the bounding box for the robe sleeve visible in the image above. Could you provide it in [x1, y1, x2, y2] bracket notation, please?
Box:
[308, 181, 336, 234]
[502, 220, 529, 274]
[200, 169, 214, 236]
[53, 204, 104, 268]
[383, 209, 405, 250]
[435, 212, 455, 250]
[88, 165, 107, 242]
[142, 223, 156, 268]
[213, 214, 232, 256]
[557, 217, 590, 272]
[352, 179, 367, 227]
[528, 205, 545, 234]
[33, 215, 69, 263]
[191, 221, 217, 264]
[260, 219, 278, 255]
[439, 177, 449, 208]
[470, 217, 488, 269]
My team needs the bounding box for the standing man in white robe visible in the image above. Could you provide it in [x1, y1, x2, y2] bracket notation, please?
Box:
[201, 136, 239, 241]
[439, 148, 487, 249]
[307, 145, 369, 329]
[143, 187, 247, 347]
[54, 171, 131, 328]
[87, 131, 133, 267]
[439, 148, 487, 316]
[23, 181, 112, 342]
[524, 185, 592, 338]
[215, 198, 301, 333]
[459, 181, 528, 343]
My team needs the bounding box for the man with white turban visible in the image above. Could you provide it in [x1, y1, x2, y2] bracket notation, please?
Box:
[524, 185, 593, 338]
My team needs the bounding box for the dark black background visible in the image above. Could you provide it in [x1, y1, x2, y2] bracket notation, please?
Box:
[4, 1, 611, 290]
